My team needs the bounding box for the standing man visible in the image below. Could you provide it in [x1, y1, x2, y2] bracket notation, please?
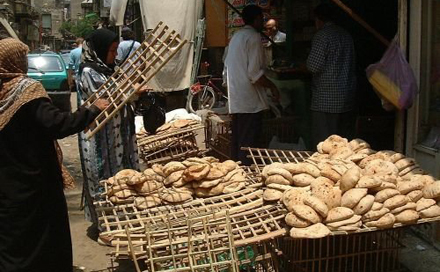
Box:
[116, 27, 141, 69]
[307, 3, 356, 148]
[225, 5, 280, 164]
[68, 37, 83, 91]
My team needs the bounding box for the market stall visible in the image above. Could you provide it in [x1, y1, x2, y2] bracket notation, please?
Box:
[78, 7, 432, 271]
[93, 134, 440, 272]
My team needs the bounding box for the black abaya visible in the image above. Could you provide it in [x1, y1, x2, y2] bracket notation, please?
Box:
[0, 98, 100, 272]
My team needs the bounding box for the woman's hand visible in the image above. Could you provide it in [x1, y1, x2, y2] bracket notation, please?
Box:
[93, 99, 110, 111]
[136, 85, 153, 95]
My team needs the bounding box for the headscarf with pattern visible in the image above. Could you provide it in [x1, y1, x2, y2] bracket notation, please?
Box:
[0, 38, 48, 130]
[0, 38, 75, 189]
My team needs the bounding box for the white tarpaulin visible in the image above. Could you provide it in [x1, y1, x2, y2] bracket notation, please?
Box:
[109, 0, 128, 26]
[139, 0, 203, 92]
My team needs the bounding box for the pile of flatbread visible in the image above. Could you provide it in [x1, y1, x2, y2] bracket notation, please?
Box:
[262, 135, 440, 239]
[105, 157, 247, 209]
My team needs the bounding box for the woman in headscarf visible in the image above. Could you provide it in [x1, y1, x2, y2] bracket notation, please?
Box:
[0, 38, 108, 271]
[77, 28, 139, 225]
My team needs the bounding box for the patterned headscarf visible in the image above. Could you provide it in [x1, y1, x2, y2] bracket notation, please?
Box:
[0, 38, 75, 189]
[0, 38, 48, 131]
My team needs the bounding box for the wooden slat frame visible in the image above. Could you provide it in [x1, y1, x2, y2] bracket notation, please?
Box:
[138, 213, 239, 272]
[84, 22, 187, 139]
[109, 204, 288, 260]
[137, 124, 206, 166]
[242, 147, 313, 173]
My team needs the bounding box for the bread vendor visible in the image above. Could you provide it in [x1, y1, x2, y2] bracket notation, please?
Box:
[0, 38, 108, 272]
[307, 3, 357, 149]
[224, 4, 280, 164]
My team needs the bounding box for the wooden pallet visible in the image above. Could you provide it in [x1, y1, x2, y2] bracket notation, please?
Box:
[83, 22, 187, 139]
[137, 124, 206, 166]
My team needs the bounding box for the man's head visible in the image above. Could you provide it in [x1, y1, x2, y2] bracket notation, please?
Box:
[265, 19, 278, 37]
[313, 3, 335, 30]
[75, 37, 84, 47]
[121, 27, 134, 41]
[242, 5, 264, 32]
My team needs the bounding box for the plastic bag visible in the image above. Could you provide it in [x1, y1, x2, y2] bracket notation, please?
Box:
[366, 38, 418, 110]
[135, 93, 166, 134]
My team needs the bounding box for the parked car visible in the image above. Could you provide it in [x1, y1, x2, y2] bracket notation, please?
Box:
[27, 53, 71, 112]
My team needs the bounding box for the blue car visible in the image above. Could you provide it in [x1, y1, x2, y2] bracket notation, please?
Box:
[27, 53, 71, 112]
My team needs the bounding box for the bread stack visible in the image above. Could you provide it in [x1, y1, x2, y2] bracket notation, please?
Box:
[262, 134, 440, 238]
[105, 157, 248, 209]
[285, 195, 331, 239]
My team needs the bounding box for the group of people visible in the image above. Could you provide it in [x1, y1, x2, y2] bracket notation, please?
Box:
[0, 27, 143, 271]
[225, 3, 356, 163]
[0, 3, 356, 272]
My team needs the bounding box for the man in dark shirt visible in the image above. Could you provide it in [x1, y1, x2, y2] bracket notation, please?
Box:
[307, 3, 356, 148]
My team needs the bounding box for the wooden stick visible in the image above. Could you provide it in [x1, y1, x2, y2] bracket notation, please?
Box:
[125, 226, 141, 272]
[331, 0, 390, 47]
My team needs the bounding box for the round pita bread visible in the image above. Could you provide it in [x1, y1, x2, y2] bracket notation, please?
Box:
[289, 223, 330, 239]
[304, 195, 329, 218]
[285, 212, 312, 228]
[325, 207, 354, 223]
[341, 188, 368, 209]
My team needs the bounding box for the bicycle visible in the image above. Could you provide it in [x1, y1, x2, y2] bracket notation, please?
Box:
[187, 75, 227, 114]
[187, 75, 282, 118]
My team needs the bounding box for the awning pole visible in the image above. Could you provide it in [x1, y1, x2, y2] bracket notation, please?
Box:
[331, 0, 390, 47]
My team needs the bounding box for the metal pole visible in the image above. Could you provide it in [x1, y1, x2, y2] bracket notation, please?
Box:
[331, 0, 390, 47]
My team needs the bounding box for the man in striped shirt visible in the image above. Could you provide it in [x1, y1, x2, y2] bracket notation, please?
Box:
[307, 3, 356, 149]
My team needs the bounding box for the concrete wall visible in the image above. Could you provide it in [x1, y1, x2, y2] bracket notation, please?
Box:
[70, 0, 82, 20]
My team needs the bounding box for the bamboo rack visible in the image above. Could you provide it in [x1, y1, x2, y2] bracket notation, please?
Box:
[137, 124, 206, 167]
[110, 204, 288, 260]
[84, 22, 187, 139]
[243, 147, 312, 173]
[137, 212, 239, 272]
